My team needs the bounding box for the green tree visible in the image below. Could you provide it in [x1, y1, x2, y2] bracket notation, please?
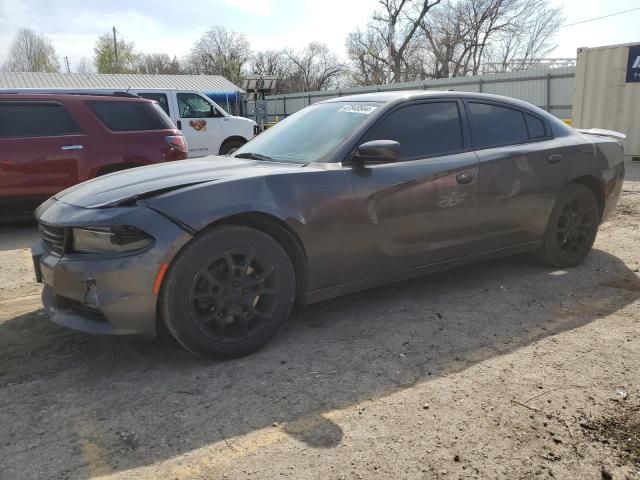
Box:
[93, 32, 137, 73]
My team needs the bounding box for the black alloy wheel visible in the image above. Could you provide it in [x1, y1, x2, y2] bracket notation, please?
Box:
[536, 183, 599, 267]
[160, 225, 296, 358]
[555, 197, 597, 257]
[188, 249, 280, 343]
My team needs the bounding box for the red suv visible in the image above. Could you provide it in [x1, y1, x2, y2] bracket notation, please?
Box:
[0, 92, 188, 216]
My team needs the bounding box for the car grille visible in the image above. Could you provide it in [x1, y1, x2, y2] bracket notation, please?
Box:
[39, 223, 67, 255]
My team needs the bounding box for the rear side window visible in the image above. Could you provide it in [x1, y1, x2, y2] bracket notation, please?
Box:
[0, 102, 81, 138]
[467, 102, 528, 149]
[367, 102, 463, 159]
[86, 100, 174, 131]
[525, 113, 547, 139]
[137, 92, 170, 116]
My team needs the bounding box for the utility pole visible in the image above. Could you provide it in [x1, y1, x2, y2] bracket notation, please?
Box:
[64, 56, 70, 74]
[112, 26, 118, 72]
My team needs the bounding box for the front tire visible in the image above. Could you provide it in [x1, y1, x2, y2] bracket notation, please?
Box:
[160, 225, 295, 358]
[219, 139, 245, 156]
[536, 183, 599, 267]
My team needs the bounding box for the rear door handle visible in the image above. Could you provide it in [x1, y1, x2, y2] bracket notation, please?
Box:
[61, 144, 83, 151]
[456, 171, 475, 185]
[547, 154, 563, 164]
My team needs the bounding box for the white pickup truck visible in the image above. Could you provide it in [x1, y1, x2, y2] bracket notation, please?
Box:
[131, 89, 257, 157]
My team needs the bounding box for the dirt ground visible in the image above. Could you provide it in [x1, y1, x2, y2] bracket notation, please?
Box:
[1, 163, 640, 480]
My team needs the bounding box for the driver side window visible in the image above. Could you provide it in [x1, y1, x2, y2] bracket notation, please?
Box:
[367, 101, 463, 160]
[177, 93, 220, 119]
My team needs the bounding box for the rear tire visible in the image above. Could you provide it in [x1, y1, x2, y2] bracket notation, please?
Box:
[535, 183, 599, 267]
[219, 139, 245, 156]
[160, 225, 295, 359]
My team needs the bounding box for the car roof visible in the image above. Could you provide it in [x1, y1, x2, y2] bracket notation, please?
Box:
[322, 90, 537, 109]
[320, 89, 568, 126]
[0, 92, 152, 102]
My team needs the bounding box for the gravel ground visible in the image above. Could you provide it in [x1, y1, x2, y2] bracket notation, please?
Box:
[1, 163, 639, 480]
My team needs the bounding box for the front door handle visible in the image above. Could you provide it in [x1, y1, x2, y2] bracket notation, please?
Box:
[456, 171, 475, 185]
[547, 154, 563, 164]
[60, 144, 83, 151]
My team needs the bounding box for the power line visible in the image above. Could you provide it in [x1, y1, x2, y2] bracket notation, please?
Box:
[562, 7, 640, 28]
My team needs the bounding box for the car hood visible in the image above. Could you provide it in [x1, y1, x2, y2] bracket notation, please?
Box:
[55, 157, 306, 208]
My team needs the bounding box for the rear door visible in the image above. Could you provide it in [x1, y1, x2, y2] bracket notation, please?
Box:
[466, 100, 569, 250]
[83, 99, 179, 174]
[176, 92, 224, 157]
[344, 99, 480, 281]
[0, 100, 86, 202]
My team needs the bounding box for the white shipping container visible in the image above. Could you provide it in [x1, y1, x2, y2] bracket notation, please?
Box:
[572, 42, 640, 160]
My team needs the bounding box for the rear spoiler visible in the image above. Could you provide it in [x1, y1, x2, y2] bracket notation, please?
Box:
[575, 128, 627, 140]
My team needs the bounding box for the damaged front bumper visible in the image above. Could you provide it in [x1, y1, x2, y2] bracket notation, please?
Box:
[31, 199, 191, 337]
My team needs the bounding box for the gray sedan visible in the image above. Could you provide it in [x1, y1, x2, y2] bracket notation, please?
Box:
[32, 91, 625, 358]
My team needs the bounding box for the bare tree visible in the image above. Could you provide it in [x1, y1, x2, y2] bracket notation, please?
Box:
[345, 29, 389, 85]
[74, 56, 94, 74]
[419, 1, 470, 77]
[4, 28, 60, 72]
[482, 1, 563, 72]
[417, 0, 563, 77]
[346, 0, 441, 84]
[456, 0, 563, 74]
[247, 50, 293, 94]
[284, 43, 343, 92]
[190, 26, 251, 84]
[136, 53, 182, 74]
[180, 54, 203, 75]
[458, 0, 515, 74]
[250, 50, 290, 77]
[373, 0, 442, 82]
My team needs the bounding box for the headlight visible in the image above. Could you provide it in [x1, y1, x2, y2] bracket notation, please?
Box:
[72, 226, 153, 253]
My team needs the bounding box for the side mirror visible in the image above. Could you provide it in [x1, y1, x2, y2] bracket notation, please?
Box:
[353, 140, 401, 164]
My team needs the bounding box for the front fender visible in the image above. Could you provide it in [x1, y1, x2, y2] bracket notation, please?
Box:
[142, 170, 351, 291]
[142, 177, 304, 231]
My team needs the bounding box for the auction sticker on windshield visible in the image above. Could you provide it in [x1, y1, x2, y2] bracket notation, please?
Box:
[338, 104, 378, 114]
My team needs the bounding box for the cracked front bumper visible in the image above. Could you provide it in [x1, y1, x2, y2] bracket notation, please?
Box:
[32, 199, 191, 337]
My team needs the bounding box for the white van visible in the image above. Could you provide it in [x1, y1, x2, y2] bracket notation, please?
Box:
[131, 89, 257, 157]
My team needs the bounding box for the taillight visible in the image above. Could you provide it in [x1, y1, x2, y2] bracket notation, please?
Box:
[165, 135, 188, 153]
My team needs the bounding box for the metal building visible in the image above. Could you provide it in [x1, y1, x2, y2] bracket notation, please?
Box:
[0, 72, 243, 112]
[572, 42, 640, 160]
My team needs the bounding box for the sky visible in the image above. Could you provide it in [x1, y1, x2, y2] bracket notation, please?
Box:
[0, 0, 638, 72]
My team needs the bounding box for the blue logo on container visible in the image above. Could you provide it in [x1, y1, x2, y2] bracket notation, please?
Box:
[626, 45, 640, 82]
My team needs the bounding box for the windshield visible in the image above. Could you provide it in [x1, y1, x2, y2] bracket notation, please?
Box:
[234, 102, 382, 164]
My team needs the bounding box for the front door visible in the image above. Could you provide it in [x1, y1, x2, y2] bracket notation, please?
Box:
[176, 92, 223, 158]
[342, 100, 480, 282]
